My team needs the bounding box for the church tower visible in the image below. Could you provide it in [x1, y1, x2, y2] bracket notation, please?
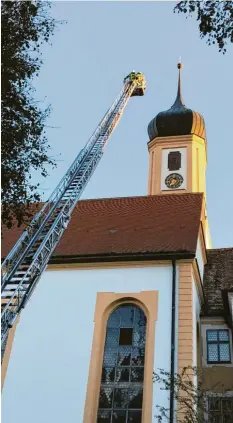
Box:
[147, 64, 211, 247]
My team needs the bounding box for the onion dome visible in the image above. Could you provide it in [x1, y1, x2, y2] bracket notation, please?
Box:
[148, 63, 206, 141]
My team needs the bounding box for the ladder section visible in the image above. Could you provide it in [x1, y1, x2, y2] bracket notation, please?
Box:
[1, 88, 125, 288]
[1, 73, 146, 355]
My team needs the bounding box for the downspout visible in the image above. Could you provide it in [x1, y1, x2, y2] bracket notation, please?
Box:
[169, 259, 176, 423]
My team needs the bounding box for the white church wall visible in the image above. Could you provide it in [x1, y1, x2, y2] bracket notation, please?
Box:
[229, 293, 233, 327]
[192, 277, 201, 367]
[191, 272, 202, 419]
[192, 276, 201, 395]
[196, 236, 204, 281]
[174, 264, 180, 376]
[2, 264, 174, 423]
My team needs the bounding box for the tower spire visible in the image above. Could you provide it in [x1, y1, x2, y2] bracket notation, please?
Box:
[172, 61, 185, 109]
[148, 60, 205, 141]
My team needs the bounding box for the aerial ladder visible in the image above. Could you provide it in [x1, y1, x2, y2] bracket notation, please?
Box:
[1, 72, 146, 360]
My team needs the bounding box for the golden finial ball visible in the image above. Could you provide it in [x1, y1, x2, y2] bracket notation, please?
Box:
[177, 63, 183, 69]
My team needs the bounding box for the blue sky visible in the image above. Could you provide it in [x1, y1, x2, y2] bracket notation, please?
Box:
[30, 1, 233, 248]
[2, 2, 233, 422]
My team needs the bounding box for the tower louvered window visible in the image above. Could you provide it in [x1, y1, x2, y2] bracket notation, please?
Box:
[168, 151, 181, 171]
[97, 304, 147, 423]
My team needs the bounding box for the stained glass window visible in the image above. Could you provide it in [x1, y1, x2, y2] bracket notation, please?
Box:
[206, 330, 231, 364]
[97, 304, 147, 423]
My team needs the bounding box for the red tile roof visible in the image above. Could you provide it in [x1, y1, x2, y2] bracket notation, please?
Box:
[1, 193, 204, 261]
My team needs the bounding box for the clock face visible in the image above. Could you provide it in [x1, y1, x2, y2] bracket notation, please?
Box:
[165, 173, 183, 189]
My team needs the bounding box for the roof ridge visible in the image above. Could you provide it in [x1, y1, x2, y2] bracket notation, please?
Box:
[77, 192, 203, 204]
[207, 247, 233, 251]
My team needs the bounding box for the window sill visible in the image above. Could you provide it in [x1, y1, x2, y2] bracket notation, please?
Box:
[207, 361, 231, 365]
[203, 361, 233, 368]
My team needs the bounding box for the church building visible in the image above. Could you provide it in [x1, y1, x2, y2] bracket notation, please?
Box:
[2, 65, 233, 423]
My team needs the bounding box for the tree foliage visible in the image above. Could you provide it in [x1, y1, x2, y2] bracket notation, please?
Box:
[174, 1, 233, 53]
[1, 1, 57, 229]
[153, 366, 233, 422]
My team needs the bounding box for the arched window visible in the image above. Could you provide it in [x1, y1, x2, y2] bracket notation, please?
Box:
[97, 304, 147, 423]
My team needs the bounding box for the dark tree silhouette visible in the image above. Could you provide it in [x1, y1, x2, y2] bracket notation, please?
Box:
[1, 1, 58, 229]
[174, 1, 233, 53]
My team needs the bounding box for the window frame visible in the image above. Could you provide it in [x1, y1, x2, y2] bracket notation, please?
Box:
[82, 291, 158, 423]
[97, 304, 147, 422]
[205, 392, 233, 423]
[201, 322, 233, 368]
[206, 329, 231, 365]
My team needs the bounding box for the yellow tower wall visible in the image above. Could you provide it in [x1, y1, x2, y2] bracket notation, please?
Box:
[191, 135, 207, 196]
[148, 134, 211, 247]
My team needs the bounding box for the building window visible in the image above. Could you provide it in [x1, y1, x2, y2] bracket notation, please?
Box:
[97, 304, 147, 423]
[168, 151, 181, 171]
[206, 329, 231, 364]
[208, 396, 233, 423]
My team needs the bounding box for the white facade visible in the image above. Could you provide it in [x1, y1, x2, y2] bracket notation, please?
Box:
[192, 277, 201, 367]
[196, 236, 205, 282]
[2, 264, 176, 423]
[229, 293, 233, 326]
